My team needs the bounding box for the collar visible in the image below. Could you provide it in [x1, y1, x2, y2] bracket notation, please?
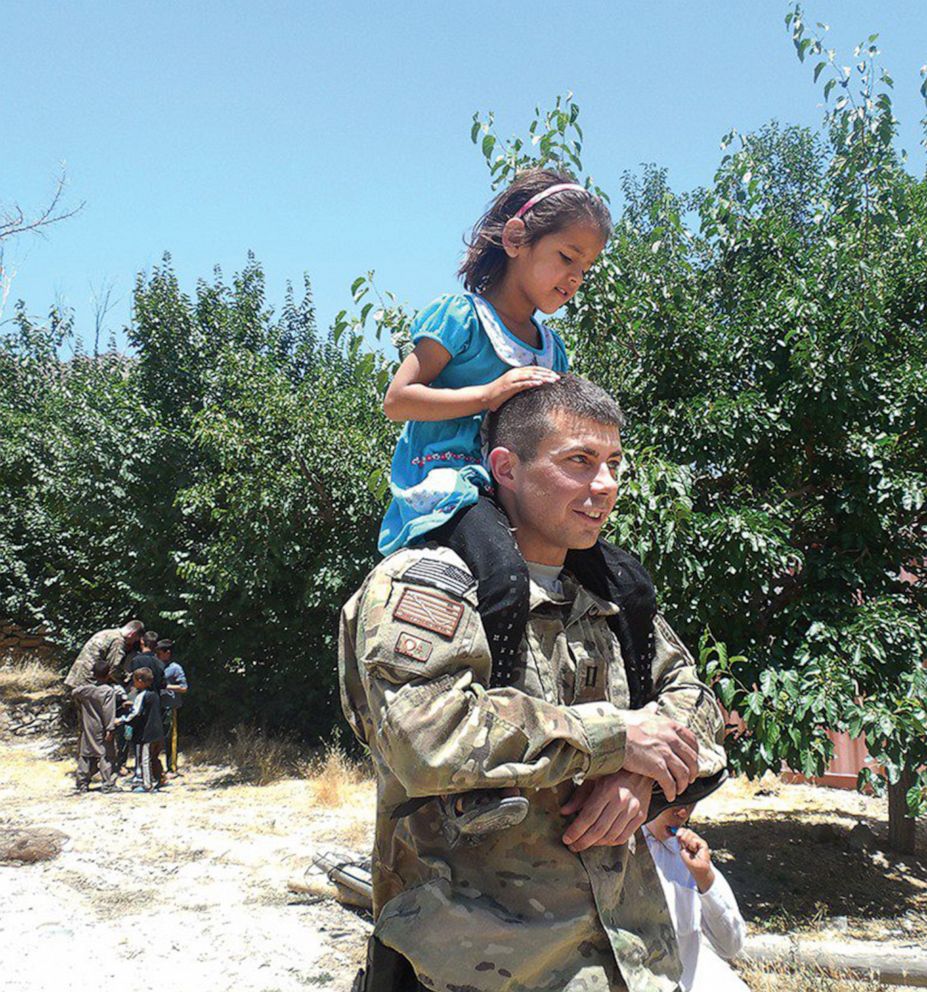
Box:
[527, 571, 621, 623]
[469, 294, 557, 369]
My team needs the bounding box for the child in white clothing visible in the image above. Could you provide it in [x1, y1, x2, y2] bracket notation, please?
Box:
[645, 803, 749, 992]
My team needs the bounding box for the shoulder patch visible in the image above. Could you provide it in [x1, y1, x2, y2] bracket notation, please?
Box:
[393, 587, 464, 639]
[400, 557, 475, 598]
[394, 631, 433, 663]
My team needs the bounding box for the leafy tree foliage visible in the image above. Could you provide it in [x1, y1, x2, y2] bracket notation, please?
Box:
[469, 10, 927, 826]
[2, 8, 924, 838]
[0, 255, 394, 738]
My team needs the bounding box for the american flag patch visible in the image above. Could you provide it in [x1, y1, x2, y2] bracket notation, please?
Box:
[393, 587, 464, 639]
[401, 557, 475, 598]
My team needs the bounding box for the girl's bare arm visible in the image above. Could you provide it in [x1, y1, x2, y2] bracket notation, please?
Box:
[383, 339, 559, 423]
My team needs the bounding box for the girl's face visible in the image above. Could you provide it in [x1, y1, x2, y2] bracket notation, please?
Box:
[508, 221, 606, 315]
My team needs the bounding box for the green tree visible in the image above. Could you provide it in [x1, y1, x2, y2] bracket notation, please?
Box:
[468, 11, 927, 849]
[0, 255, 394, 741]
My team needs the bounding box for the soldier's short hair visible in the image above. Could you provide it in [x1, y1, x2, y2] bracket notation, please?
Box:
[123, 619, 144, 636]
[486, 373, 625, 463]
[133, 667, 154, 687]
[142, 631, 159, 649]
[92, 659, 111, 681]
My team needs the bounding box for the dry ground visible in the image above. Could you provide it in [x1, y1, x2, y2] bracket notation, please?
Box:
[1, 672, 925, 992]
[694, 775, 927, 943]
[0, 700, 375, 992]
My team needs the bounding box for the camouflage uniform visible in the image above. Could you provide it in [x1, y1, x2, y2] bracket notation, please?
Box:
[340, 546, 726, 992]
[64, 628, 127, 690]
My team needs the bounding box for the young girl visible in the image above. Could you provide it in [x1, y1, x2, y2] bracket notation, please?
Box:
[381, 168, 649, 839]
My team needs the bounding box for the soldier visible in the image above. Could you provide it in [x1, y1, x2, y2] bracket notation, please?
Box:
[64, 620, 144, 691]
[340, 374, 727, 992]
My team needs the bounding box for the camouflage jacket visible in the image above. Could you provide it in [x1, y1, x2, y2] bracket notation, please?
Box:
[339, 546, 726, 992]
[64, 628, 126, 690]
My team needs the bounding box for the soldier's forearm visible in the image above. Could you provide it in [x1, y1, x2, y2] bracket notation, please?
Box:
[371, 675, 628, 797]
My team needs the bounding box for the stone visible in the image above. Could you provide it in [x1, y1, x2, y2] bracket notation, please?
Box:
[0, 828, 70, 864]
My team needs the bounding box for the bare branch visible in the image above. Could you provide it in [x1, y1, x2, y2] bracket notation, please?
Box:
[90, 279, 119, 356]
[0, 168, 85, 243]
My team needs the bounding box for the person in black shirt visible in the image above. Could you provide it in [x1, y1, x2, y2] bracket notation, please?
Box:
[125, 630, 166, 692]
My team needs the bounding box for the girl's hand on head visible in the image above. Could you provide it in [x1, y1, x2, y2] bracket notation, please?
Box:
[485, 367, 560, 412]
[675, 826, 716, 892]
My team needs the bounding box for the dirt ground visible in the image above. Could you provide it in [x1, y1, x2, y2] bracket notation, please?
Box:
[0, 713, 374, 992]
[1, 687, 925, 992]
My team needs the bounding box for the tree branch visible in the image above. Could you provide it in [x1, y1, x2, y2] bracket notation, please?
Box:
[0, 169, 85, 243]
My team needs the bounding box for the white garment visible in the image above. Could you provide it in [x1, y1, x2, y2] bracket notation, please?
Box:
[644, 827, 749, 992]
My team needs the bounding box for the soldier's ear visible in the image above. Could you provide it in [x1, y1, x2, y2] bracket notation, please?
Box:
[488, 446, 518, 491]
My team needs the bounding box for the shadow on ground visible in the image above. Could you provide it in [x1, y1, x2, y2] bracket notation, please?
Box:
[699, 813, 927, 934]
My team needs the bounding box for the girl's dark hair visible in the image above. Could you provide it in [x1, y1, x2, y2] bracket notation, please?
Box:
[458, 168, 612, 294]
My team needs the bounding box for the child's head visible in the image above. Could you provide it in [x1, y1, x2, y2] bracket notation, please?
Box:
[92, 659, 112, 683]
[132, 667, 154, 690]
[649, 802, 696, 843]
[459, 167, 612, 306]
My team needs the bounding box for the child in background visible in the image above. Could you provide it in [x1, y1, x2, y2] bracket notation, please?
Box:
[114, 667, 164, 793]
[381, 168, 652, 839]
[644, 803, 748, 992]
[72, 658, 121, 793]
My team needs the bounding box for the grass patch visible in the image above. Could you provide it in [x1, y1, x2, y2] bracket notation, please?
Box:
[307, 742, 369, 809]
[185, 724, 305, 786]
[0, 657, 62, 695]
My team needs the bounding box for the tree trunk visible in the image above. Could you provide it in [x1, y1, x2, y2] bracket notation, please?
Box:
[888, 765, 917, 854]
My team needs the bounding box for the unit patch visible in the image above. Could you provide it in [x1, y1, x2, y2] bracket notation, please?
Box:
[394, 631, 433, 663]
[392, 587, 464, 639]
[401, 557, 475, 598]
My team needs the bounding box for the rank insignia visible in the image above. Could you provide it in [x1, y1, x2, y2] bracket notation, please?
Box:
[393, 587, 464, 639]
[395, 631, 433, 663]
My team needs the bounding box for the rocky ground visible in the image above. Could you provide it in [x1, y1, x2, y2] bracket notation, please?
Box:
[0, 690, 374, 992]
[1, 682, 925, 992]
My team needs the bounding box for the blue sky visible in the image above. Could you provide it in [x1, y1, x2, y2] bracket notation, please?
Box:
[4, 1, 926, 353]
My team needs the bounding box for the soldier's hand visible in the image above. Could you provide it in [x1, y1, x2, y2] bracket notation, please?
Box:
[622, 711, 699, 801]
[560, 770, 652, 852]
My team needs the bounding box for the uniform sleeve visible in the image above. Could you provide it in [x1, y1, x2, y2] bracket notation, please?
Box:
[105, 636, 126, 683]
[647, 614, 727, 775]
[356, 572, 627, 798]
[698, 866, 746, 959]
[410, 294, 477, 359]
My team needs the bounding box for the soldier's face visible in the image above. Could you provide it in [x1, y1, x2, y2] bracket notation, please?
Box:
[494, 411, 621, 566]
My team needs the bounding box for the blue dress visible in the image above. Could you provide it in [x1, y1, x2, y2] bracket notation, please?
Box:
[378, 293, 570, 555]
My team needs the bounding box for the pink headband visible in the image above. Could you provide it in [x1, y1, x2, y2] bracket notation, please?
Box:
[513, 182, 588, 220]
